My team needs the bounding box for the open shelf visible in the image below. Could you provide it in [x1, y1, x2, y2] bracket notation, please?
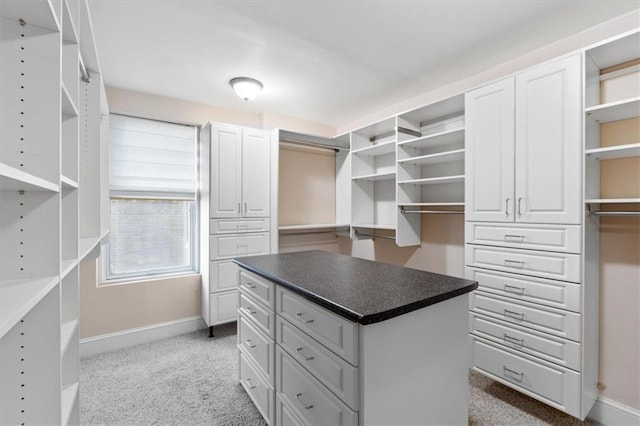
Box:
[398, 149, 465, 166]
[61, 83, 79, 118]
[398, 175, 464, 186]
[585, 97, 640, 123]
[587, 31, 640, 70]
[352, 171, 396, 182]
[79, 236, 100, 261]
[585, 143, 640, 160]
[60, 319, 78, 356]
[0, 276, 59, 338]
[61, 175, 78, 189]
[61, 0, 78, 44]
[352, 223, 396, 230]
[60, 259, 78, 279]
[585, 198, 640, 204]
[279, 223, 350, 231]
[0, 1, 61, 32]
[351, 140, 396, 156]
[398, 128, 464, 150]
[0, 162, 60, 192]
[61, 382, 79, 425]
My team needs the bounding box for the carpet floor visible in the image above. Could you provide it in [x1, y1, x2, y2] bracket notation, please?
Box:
[80, 323, 597, 425]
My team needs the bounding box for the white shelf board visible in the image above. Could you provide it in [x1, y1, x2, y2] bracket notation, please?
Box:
[353, 117, 396, 138]
[61, 83, 79, 118]
[0, 275, 59, 338]
[0, 162, 60, 192]
[399, 96, 464, 124]
[61, 382, 79, 425]
[398, 149, 465, 166]
[279, 223, 350, 231]
[61, 258, 78, 279]
[0, 0, 60, 32]
[586, 198, 640, 204]
[61, 0, 78, 44]
[399, 202, 465, 207]
[398, 128, 464, 150]
[585, 97, 640, 123]
[352, 223, 396, 230]
[398, 175, 464, 186]
[585, 143, 640, 160]
[61, 175, 79, 189]
[60, 319, 78, 356]
[352, 171, 396, 182]
[587, 31, 640, 70]
[351, 141, 396, 156]
[78, 236, 100, 261]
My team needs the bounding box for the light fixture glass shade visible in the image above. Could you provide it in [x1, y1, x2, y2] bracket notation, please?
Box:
[230, 77, 263, 101]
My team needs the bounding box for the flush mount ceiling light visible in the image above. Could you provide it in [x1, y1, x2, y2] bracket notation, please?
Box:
[229, 77, 263, 101]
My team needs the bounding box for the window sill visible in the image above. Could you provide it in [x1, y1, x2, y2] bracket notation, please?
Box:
[99, 272, 200, 287]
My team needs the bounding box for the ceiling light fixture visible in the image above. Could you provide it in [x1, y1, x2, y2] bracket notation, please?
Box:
[229, 77, 263, 101]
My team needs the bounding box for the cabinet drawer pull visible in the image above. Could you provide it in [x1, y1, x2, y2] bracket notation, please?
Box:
[295, 312, 314, 324]
[244, 282, 257, 289]
[244, 202, 248, 214]
[504, 259, 525, 267]
[503, 365, 524, 382]
[243, 306, 257, 315]
[245, 339, 256, 348]
[504, 234, 525, 241]
[503, 334, 524, 346]
[296, 347, 315, 361]
[517, 197, 523, 217]
[237, 224, 249, 228]
[504, 284, 525, 295]
[237, 203, 241, 214]
[236, 244, 248, 248]
[245, 378, 257, 389]
[503, 309, 525, 320]
[505, 198, 510, 217]
[295, 393, 314, 410]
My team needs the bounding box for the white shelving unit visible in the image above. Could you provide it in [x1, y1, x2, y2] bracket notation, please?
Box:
[0, 1, 108, 424]
[395, 95, 465, 246]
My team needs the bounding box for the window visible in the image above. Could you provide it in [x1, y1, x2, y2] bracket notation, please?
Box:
[105, 114, 197, 281]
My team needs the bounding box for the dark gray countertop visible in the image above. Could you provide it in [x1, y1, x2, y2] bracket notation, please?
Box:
[233, 250, 477, 325]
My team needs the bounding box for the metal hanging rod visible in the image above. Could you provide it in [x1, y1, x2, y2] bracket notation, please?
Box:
[353, 230, 395, 240]
[590, 211, 640, 216]
[279, 229, 349, 236]
[401, 209, 464, 215]
[397, 126, 422, 138]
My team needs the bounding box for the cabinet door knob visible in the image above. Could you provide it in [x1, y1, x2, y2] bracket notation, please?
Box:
[245, 339, 256, 348]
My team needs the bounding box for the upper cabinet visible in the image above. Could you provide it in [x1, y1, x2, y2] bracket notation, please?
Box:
[209, 123, 271, 218]
[466, 54, 582, 225]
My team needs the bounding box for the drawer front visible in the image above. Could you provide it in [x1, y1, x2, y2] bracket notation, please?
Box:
[210, 260, 239, 293]
[209, 233, 269, 260]
[466, 267, 581, 312]
[277, 317, 359, 411]
[239, 314, 275, 384]
[239, 290, 275, 338]
[472, 338, 580, 417]
[465, 222, 581, 253]
[276, 287, 358, 366]
[470, 292, 581, 341]
[465, 245, 581, 283]
[276, 347, 358, 426]
[239, 269, 275, 309]
[470, 313, 581, 370]
[276, 393, 307, 426]
[239, 350, 274, 425]
[208, 290, 237, 326]
[210, 218, 269, 234]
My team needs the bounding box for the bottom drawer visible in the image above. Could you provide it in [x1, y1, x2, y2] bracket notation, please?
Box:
[276, 347, 357, 426]
[276, 393, 307, 426]
[471, 337, 580, 417]
[209, 290, 238, 326]
[239, 350, 274, 425]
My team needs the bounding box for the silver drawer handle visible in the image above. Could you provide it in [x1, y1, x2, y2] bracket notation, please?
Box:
[504, 284, 525, 295]
[517, 197, 523, 217]
[244, 282, 257, 289]
[244, 306, 257, 315]
[296, 347, 315, 361]
[296, 312, 314, 324]
[503, 365, 524, 382]
[295, 393, 314, 410]
[504, 309, 525, 320]
[503, 334, 524, 346]
[245, 378, 257, 389]
[236, 244, 248, 248]
[504, 259, 525, 267]
[505, 198, 510, 217]
[245, 339, 256, 348]
[504, 234, 525, 241]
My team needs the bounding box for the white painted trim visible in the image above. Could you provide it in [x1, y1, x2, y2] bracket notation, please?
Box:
[600, 64, 640, 81]
[588, 396, 640, 426]
[80, 316, 206, 358]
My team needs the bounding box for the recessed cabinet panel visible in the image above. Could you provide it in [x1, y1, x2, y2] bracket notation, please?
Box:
[210, 124, 242, 218]
[208, 291, 238, 325]
[209, 233, 269, 260]
[209, 260, 238, 293]
[465, 222, 581, 254]
[242, 128, 271, 217]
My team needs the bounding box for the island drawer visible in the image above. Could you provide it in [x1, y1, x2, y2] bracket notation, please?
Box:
[276, 393, 307, 426]
[471, 337, 580, 417]
[276, 347, 358, 426]
[276, 316, 359, 410]
[465, 222, 581, 253]
[239, 313, 275, 384]
[465, 245, 581, 283]
[239, 289, 275, 338]
[209, 233, 269, 260]
[470, 292, 581, 341]
[209, 260, 239, 293]
[276, 287, 358, 366]
[465, 267, 581, 312]
[240, 350, 275, 425]
[210, 218, 269, 234]
[240, 269, 275, 309]
[469, 313, 581, 370]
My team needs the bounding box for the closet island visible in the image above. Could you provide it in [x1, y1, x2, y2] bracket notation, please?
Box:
[233, 250, 477, 425]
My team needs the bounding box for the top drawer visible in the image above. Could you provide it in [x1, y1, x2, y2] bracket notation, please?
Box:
[277, 287, 358, 366]
[466, 222, 581, 254]
[210, 218, 269, 234]
[239, 269, 276, 310]
[210, 233, 269, 260]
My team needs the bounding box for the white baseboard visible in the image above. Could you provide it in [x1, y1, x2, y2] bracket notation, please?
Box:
[588, 396, 640, 426]
[80, 316, 206, 358]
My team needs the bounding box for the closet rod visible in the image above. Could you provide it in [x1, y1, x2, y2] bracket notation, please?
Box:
[353, 230, 395, 240]
[590, 211, 640, 216]
[279, 141, 337, 154]
[401, 210, 464, 214]
[279, 229, 348, 236]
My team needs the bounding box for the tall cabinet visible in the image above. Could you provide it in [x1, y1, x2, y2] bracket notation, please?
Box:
[0, 1, 108, 424]
[200, 122, 275, 336]
[465, 53, 597, 419]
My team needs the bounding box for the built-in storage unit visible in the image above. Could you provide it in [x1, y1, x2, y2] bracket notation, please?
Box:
[200, 122, 276, 335]
[0, 1, 108, 424]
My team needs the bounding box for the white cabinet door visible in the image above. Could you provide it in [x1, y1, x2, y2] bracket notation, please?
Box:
[515, 54, 582, 224]
[465, 77, 515, 222]
[242, 128, 271, 217]
[210, 123, 242, 218]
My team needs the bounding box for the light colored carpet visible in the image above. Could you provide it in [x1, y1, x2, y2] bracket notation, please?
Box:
[80, 324, 597, 425]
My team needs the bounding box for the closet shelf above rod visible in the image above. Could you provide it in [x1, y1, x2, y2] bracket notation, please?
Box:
[589, 211, 640, 216]
[400, 207, 464, 214]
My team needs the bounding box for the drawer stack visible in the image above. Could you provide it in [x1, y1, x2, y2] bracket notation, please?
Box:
[465, 222, 584, 416]
[208, 219, 269, 326]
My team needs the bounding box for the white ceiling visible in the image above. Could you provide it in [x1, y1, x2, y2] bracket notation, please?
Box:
[89, 0, 640, 129]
